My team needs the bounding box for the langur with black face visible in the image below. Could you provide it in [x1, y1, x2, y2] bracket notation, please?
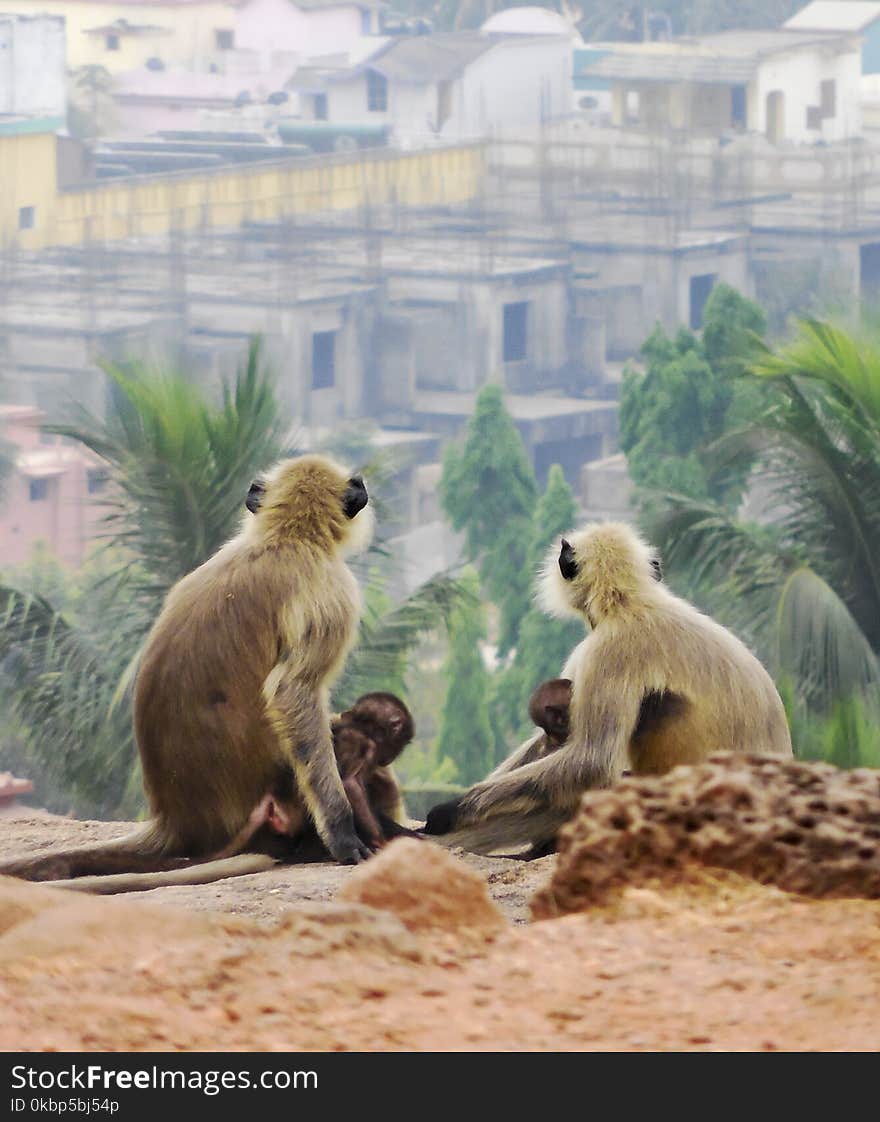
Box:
[0, 455, 375, 887]
[424, 522, 792, 854]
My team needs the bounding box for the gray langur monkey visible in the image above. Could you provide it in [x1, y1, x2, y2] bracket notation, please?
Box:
[424, 521, 792, 854]
[0, 454, 375, 887]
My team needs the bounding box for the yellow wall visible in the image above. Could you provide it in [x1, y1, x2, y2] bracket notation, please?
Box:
[9, 0, 235, 72]
[0, 130, 485, 250]
[0, 127, 63, 250]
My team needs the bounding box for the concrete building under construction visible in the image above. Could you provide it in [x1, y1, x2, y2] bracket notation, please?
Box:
[7, 14, 880, 573]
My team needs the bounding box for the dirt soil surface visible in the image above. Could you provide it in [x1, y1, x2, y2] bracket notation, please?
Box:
[2, 808, 880, 1052]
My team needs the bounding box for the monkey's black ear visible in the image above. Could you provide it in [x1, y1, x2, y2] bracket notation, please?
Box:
[245, 479, 266, 514]
[650, 555, 663, 582]
[559, 538, 578, 581]
[343, 475, 368, 519]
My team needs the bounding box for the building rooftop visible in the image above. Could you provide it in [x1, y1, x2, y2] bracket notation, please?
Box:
[581, 28, 855, 85]
[373, 33, 495, 82]
[288, 0, 387, 9]
[785, 2, 880, 32]
[482, 6, 583, 43]
[0, 115, 65, 137]
[84, 18, 170, 35]
[291, 29, 562, 89]
[413, 390, 616, 420]
[115, 65, 291, 102]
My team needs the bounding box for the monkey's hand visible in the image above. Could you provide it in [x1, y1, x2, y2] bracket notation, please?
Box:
[337, 838, 373, 864]
[423, 797, 464, 836]
[328, 823, 372, 865]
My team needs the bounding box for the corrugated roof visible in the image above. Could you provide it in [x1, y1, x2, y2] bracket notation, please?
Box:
[785, 1, 880, 32]
[366, 33, 497, 83]
[584, 29, 855, 85]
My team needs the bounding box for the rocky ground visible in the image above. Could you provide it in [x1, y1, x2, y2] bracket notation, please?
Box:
[1, 760, 879, 1053]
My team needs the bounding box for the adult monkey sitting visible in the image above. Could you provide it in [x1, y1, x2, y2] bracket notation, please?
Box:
[0, 454, 375, 883]
[424, 521, 792, 854]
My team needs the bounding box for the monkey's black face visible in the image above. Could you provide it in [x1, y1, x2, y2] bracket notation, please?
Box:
[343, 475, 368, 519]
[245, 478, 266, 514]
[423, 796, 464, 836]
[650, 556, 663, 582]
[559, 538, 578, 581]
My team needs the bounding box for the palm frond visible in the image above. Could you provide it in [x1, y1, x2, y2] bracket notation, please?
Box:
[752, 318, 880, 424]
[776, 568, 880, 712]
[711, 359, 880, 643]
[335, 572, 474, 707]
[0, 585, 134, 815]
[46, 337, 286, 598]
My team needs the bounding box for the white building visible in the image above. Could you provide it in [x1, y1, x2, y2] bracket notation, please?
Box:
[481, 5, 583, 44]
[0, 13, 66, 120]
[290, 31, 572, 144]
[577, 28, 862, 144]
[786, 3, 880, 73]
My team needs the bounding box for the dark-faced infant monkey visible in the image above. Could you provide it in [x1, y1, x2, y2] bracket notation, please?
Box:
[425, 522, 792, 854]
[220, 691, 420, 861]
[332, 691, 417, 850]
[0, 454, 375, 887]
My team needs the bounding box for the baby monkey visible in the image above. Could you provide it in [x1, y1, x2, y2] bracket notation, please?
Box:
[528, 678, 572, 758]
[333, 691, 416, 850]
[218, 691, 418, 860]
[423, 678, 573, 855]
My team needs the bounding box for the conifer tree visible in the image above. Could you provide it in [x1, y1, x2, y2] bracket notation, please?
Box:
[435, 569, 494, 784]
[440, 384, 538, 653]
[495, 465, 585, 746]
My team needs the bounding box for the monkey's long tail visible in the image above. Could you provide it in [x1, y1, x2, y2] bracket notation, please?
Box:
[0, 822, 177, 882]
[40, 853, 278, 895]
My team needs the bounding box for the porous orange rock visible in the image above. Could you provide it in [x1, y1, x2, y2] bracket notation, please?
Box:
[533, 755, 880, 918]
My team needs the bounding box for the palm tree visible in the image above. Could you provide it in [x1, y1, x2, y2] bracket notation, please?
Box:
[0, 340, 465, 817]
[644, 318, 880, 753]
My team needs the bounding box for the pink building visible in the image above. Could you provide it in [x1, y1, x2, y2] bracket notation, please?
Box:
[234, 0, 384, 56]
[112, 64, 293, 134]
[0, 405, 106, 569]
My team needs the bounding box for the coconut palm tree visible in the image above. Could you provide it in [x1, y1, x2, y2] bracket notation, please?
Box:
[0, 339, 465, 816]
[643, 318, 880, 756]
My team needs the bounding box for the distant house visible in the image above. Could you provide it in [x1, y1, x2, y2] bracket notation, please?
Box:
[786, 2, 880, 74]
[0, 406, 104, 568]
[6, 0, 237, 72]
[112, 66, 293, 134]
[288, 31, 572, 144]
[576, 29, 862, 143]
[234, 0, 386, 56]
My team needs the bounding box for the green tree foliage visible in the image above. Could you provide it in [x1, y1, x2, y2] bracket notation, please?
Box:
[0, 341, 467, 816]
[495, 465, 585, 746]
[440, 383, 538, 653]
[643, 317, 880, 766]
[620, 284, 767, 503]
[435, 569, 494, 784]
[68, 65, 115, 139]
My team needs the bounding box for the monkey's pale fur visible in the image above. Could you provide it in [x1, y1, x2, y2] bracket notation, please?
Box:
[440, 521, 792, 854]
[0, 454, 374, 886]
